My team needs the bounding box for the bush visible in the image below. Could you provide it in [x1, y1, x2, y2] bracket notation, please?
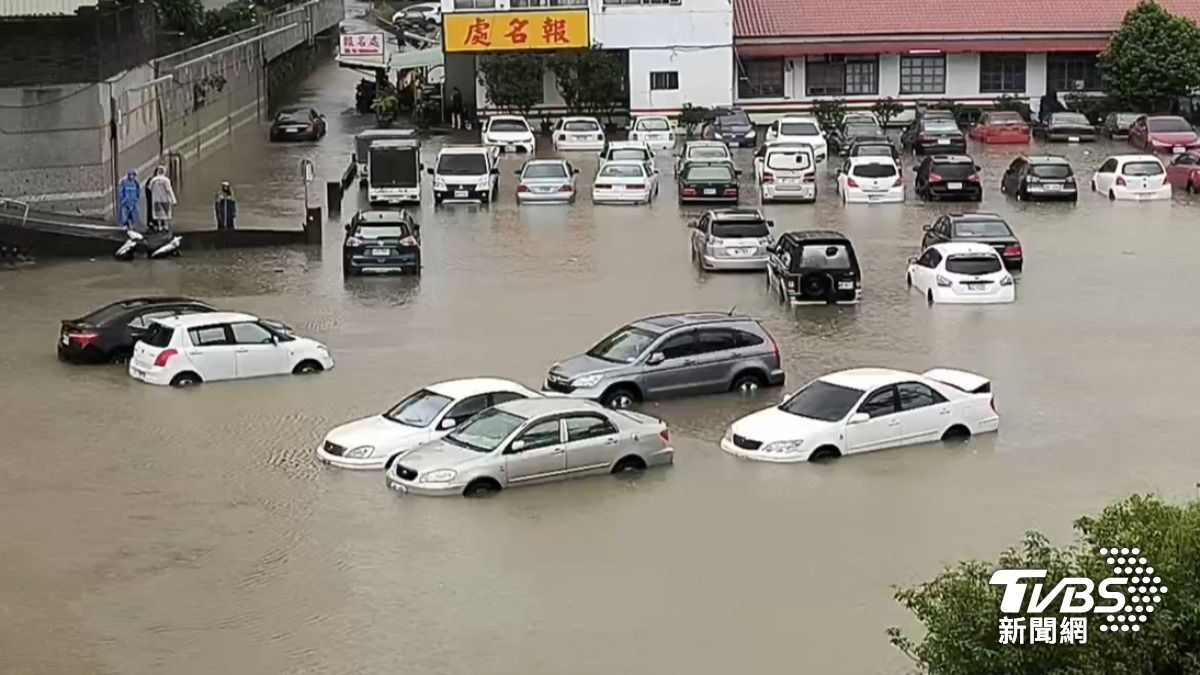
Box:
[1100, 0, 1200, 112]
[477, 53, 545, 116]
[993, 95, 1032, 122]
[871, 97, 904, 128]
[1064, 92, 1118, 124]
[679, 103, 714, 138]
[810, 98, 846, 133]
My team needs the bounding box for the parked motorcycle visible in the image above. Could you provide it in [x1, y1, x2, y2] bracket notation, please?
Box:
[114, 229, 182, 261]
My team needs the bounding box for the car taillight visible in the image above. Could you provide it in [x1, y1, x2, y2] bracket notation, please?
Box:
[517, 184, 529, 192]
[1116, 176, 1127, 186]
[767, 331, 781, 365]
[846, 177, 859, 188]
[722, 187, 738, 196]
[398, 236, 418, 247]
[968, 174, 980, 183]
[1004, 244, 1022, 257]
[892, 176, 903, 187]
[990, 396, 997, 414]
[928, 172, 944, 183]
[68, 331, 99, 345]
[918, 134, 934, 143]
[802, 175, 815, 183]
[682, 187, 697, 196]
[558, 184, 573, 192]
[659, 428, 671, 444]
[555, 134, 564, 141]
[153, 348, 177, 367]
[628, 183, 645, 190]
[762, 171, 774, 183]
[1065, 176, 1076, 184]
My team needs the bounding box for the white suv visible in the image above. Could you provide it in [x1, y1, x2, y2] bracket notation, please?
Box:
[130, 312, 333, 387]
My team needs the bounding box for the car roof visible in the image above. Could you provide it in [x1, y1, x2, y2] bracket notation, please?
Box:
[1145, 114, 1187, 120]
[606, 141, 651, 150]
[926, 154, 974, 163]
[634, 114, 671, 121]
[635, 312, 757, 331]
[765, 141, 814, 151]
[523, 158, 569, 166]
[353, 209, 411, 222]
[561, 116, 600, 123]
[1107, 154, 1162, 163]
[488, 114, 527, 121]
[356, 128, 417, 138]
[426, 378, 536, 399]
[495, 397, 606, 417]
[930, 241, 999, 255]
[708, 208, 766, 221]
[948, 212, 1007, 222]
[779, 115, 818, 123]
[600, 160, 648, 168]
[819, 368, 918, 390]
[681, 159, 734, 168]
[157, 311, 258, 328]
[848, 155, 897, 165]
[439, 145, 492, 155]
[278, 106, 308, 113]
[1022, 155, 1070, 164]
[779, 229, 849, 242]
[686, 140, 728, 149]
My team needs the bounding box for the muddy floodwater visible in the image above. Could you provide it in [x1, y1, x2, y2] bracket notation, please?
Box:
[5, 48, 1200, 675]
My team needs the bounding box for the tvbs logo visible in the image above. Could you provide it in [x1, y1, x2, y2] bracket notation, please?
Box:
[988, 547, 1167, 644]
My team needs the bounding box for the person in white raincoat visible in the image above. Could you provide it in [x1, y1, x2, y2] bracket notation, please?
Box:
[147, 166, 177, 232]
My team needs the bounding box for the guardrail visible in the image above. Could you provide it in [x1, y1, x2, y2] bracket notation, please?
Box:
[0, 198, 31, 228]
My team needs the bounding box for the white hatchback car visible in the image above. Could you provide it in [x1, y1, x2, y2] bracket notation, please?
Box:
[553, 116, 606, 151]
[721, 367, 998, 462]
[837, 156, 905, 203]
[764, 116, 828, 161]
[129, 312, 333, 387]
[481, 115, 536, 154]
[628, 115, 676, 150]
[1091, 154, 1172, 201]
[316, 378, 542, 469]
[592, 160, 659, 204]
[907, 242, 1015, 305]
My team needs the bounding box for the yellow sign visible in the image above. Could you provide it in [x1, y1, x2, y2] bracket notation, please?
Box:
[443, 10, 589, 53]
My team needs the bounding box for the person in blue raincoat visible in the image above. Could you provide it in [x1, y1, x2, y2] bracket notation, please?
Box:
[214, 181, 237, 230]
[117, 169, 141, 230]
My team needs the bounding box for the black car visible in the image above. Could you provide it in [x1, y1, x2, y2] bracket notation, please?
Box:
[1034, 112, 1096, 142]
[913, 155, 982, 202]
[58, 296, 215, 364]
[342, 209, 421, 276]
[921, 213, 1023, 270]
[677, 160, 739, 204]
[903, 117, 967, 155]
[269, 106, 327, 142]
[766, 230, 861, 305]
[847, 139, 901, 164]
[1000, 155, 1077, 202]
[1102, 112, 1144, 139]
[702, 107, 756, 147]
[831, 123, 886, 156]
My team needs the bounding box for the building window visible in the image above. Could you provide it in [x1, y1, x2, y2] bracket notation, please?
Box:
[650, 71, 679, 91]
[899, 54, 946, 95]
[604, 0, 682, 5]
[454, 0, 495, 7]
[1047, 52, 1102, 91]
[979, 53, 1026, 93]
[805, 55, 878, 97]
[738, 58, 784, 99]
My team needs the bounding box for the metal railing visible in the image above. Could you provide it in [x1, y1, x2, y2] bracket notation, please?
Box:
[0, 198, 31, 228]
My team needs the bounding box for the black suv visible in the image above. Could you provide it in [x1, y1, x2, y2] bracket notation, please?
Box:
[701, 107, 756, 147]
[342, 209, 421, 277]
[766, 231, 862, 305]
[921, 213, 1023, 270]
[1000, 155, 1077, 202]
[913, 155, 983, 201]
[58, 296, 215, 364]
[903, 117, 967, 155]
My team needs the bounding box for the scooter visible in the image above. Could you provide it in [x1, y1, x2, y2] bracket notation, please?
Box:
[114, 229, 182, 261]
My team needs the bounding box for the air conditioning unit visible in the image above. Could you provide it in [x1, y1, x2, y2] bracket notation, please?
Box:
[1073, 80, 1086, 91]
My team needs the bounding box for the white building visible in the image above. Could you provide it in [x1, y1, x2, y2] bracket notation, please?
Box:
[439, 0, 733, 118]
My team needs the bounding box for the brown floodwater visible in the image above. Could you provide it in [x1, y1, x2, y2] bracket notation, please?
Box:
[4, 26, 1200, 674]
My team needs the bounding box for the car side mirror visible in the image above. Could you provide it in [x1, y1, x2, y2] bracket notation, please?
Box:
[425, 167, 435, 176]
[766, 219, 775, 228]
[572, 168, 579, 175]
[514, 169, 523, 175]
[912, 165, 921, 171]
[439, 417, 457, 430]
[734, 169, 742, 176]
[490, 167, 500, 175]
[509, 439, 526, 452]
[647, 352, 665, 366]
[975, 165, 982, 172]
[922, 225, 931, 231]
[848, 412, 870, 425]
[908, 256, 918, 264]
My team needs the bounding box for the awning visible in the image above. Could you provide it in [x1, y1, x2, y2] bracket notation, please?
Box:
[335, 48, 443, 71]
[737, 38, 1108, 57]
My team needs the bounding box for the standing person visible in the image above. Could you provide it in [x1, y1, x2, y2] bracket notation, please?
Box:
[147, 166, 177, 232]
[1039, 86, 1062, 124]
[214, 181, 237, 231]
[449, 86, 463, 130]
[116, 169, 141, 231]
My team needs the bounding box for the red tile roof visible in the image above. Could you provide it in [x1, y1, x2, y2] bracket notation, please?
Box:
[734, 0, 1200, 39]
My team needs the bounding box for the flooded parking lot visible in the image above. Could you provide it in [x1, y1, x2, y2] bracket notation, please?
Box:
[5, 57, 1200, 674]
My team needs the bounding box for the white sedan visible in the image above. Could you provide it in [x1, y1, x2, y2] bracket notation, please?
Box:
[592, 160, 659, 204]
[130, 312, 333, 387]
[1091, 154, 1172, 201]
[837, 156, 905, 203]
[315, 378, 541, 469]
[721, 367, 999, 463]
[553, 116, 606, 151]
[481, 115, 536, 154]
[907, 242, 1015, 305]
[764, 116, 828, 161]
[628, 115, 676, 150]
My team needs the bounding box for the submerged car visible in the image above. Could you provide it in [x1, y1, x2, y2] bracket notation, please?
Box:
[903, 117, 966, 155]
[341, 209, 421, 276]
[702, 107, 756, 147]
[907, 242, 1015, 305]
[689, 208, 774, 271]
[58, 296, 215, 364]
[598, 140, 654, 166]
[831, 122, 886, 156]
[1102, 112, 1144, 139]
[1035, 112, 1096, 142]
[1000, 155, 1077, 202]
[913, 154, 982, 202]
[846, 139, 900, 165]
[628, 115, 676, 150]
[269, 106, 326, 142]
[1128, 115, 1200, 154]
[677, 160, 739, 204]
[552, 116, 606, 151]
[383, 398, 674, 497]
[674, 140, 732, 176]
[968, 110, 1030, 144]
[1091, 154, 1172, 201]
[754, 143, 817, 203]
[592, 160, 659, 204]
[544, 312, 785, 408]
[765, 230, 861, 305]
[516, 159, 578, 204]
[836, 156, 904, 204]
[764, 116, 827, 161]
[1166, 149, 1200, 194]
[921, 213, 1023, 270]
[721, 367, 998, 462]
[481, 115, 536, 154]
[316, 378, 541, 469]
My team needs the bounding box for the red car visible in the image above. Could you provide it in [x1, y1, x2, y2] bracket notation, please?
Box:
[1165, 149, 1200, 194]
[1128, 115, 1200, 154]
[969, 111, 1030, 144]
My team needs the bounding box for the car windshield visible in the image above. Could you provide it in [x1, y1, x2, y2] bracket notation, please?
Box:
[587, 325, 659, 363]
[685, 165, 733, 181]
[524, 163, 568, 179]
[384, 389, 453, 427]
[923, 120, 959, 133]
[141, 322, 175, 348]
[712, 220, 769, 239]
[718, 110, 750, 125]
[1123, 161, 1164, 176]
[276, 111, 308, 123]
[1052, 113, 1091, 126]
[1031, 163, 1072, 178]
[599, 164, 646, 179]
[1147, 117, 1193, 133]
[767, 150, 812, 170]
[355, 223, 409, 239]
[779, 380, 865, 422]
[954, 219, 1013, 238]
[988, 112, 1024, 125]
[489, 119, 528, 133]
[436, 153, 487, 175]
[845, 124, 882, 137]
[445, 408, 526, 453]
[636, 118, 670, 131]
[931, 162, 975, 178]
[1115, 113, 1141, 125]
[610, 149, 649, 162]
[945, 254, 1003, 275]
[851, 145, 892, 158]
[563, 120, 599, 132]
[689, 146, 730, 160]
[852, 163, 896, 178]
[798, 243, 852, 270]
[780, 122, 819, 136]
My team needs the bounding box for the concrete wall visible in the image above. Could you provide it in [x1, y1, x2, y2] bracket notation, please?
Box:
[0, 2, 156, 87]
[629, 46, 732, 112]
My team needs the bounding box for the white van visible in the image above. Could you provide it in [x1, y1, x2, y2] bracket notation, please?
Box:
[754, 143, 817, 203]
[427, 146, 501, 205]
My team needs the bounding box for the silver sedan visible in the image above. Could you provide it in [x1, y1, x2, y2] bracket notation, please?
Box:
[383, 397, 674, 497]
[516, 159, 578, 204]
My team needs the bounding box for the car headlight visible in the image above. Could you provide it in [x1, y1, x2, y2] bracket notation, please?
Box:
[760, 440, 804, 454]
[572, 374, 603, 388]
[345, 445, 374, 458]
[434, 178, 447, 190]
[744, 129, 756, 138]
[420, 469, 457, 483]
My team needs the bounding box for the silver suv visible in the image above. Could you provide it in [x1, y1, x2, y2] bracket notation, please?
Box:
[545, 312, 786, 408]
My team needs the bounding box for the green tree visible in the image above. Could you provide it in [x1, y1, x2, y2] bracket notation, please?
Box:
[871, 97, 904, 128]
[547, 48, 626, 122]
[888, 495, 1200, 675]
[477, 53, 545, 116]
[1099, 0, 1200, 112]
[154, 0, 205, 37]
[810, 98, 845, 132]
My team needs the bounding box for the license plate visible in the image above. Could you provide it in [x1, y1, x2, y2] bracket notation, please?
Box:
[703, 188, 716, 195]
[287, 126, 305, 132]
[371, 248, 389, 256]
[572, 135, 587, 140]
[728, 248, 750, 257]
[937, 139, 950, 145]
[132, 367, 147, 378]
[868, 194, 882, 201]
[948, 182, 963, 190]
[535, 186, 555, 193]
[966, 283, 986, 291]
[837, 281, 854, 290]
[1044, 184, 1060, 191]
[1173, 147, 1185, 154]
[505, 145, 516, 152]
[779, 178, 800, 185]
[1068, 136, 1080, 142]
[454, 190, 468, 198]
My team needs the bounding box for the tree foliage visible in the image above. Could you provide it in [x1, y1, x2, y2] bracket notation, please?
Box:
[154, 0, 258, 43]
[679, 103, 714, 138]
[477, 53, 545, 115]
[888, 495, 1200, 675]
[1099, 0, 1200, 112]
[810, 98, 845, 132]
[547, 47, 626, 121]
[871, 97, 904, 128]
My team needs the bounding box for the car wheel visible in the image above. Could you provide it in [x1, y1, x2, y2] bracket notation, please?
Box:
[1091, 180, 1097, 192]
[601, 387, 638, 409]
[731, 371, 765, 393]
[926, 290, 935, 306]
[777, 278, 789, 305]
[170, 372, 201, 387]
[808, 446, 841, 462]
[999, 180, 1007, 194]
[611, 455, 647, 474]
[293, 360, 324, 375]
[108, 350, 131, 365]
[462, 478, 502, 498]
[1189, 181, 1198, 194]
[1108, 189, 1116, 201]
[941, 424, 972, 442]
[906, 272, 913, 287]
